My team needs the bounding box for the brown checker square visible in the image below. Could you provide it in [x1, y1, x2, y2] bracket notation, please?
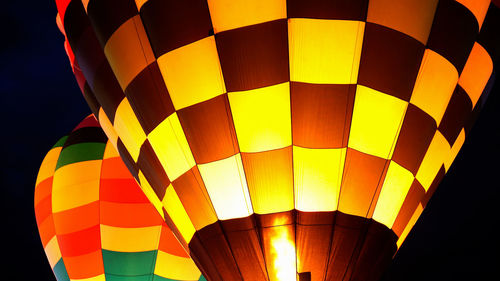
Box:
[426, 0, 478, 73]
[220, 217, 268, 281]
[392, 180, 426, 236]
[117, 138, 139, 180]
[438, 85, 473, 145]
[296, 212, 334, 281]
[358, 22, 425, 101]
[172, 167, 217, 231]
[350, 222, 397, 281]
[177, 94, 239, 164]
[478, 3, 500, 63]
[73, 27, 106, 88]
[190, 222, 242, 281]
[63, 127, 107, 148]
[216, 19, 289, 92]
[92, 62, 125, 123]
[87, 0, 138, 46]
[338, 148, 389, 218]
[392, 104, 437, 175]
[325, 213, 368, 281]
[63, 0, 90, 47]
[140, 0, 213, 58]
[124, 61, 175, 135]
[187, 234, 225, 281]
[82, 83, 101, 116]
[291, 82, 355, 148]
[137, 140, 171, 200]
[464, 74, 493, 134]
[287, 0, 368, 20]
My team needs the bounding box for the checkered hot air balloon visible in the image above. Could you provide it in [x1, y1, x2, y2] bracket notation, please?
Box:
[52, 1, 500, 281]
[34, 116, 205, 281]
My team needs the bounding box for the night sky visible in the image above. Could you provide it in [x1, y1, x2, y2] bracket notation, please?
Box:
[1, 1, 498, 280]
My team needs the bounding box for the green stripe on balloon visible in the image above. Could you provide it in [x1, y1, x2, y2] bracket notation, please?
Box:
[105, 274, 154, 281]
[102, 250, 158, 276]
[52, 136, 68, 149]
[55, 143, 106, 169]
[52, 259, 70, 281]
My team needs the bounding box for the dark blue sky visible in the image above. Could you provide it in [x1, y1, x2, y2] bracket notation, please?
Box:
[1, 1, 498, 280]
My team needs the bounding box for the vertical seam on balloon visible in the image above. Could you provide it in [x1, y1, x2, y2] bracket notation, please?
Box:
[285, 15, 300, 278]
[216, 41, 256, 217]
[97, 138, 106, 280]
[50, 147, 64, 279]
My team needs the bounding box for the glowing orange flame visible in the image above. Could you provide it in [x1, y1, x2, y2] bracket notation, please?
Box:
[269, 224, 297, 281]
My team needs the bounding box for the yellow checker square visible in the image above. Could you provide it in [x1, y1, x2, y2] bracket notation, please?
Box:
[410, 49, 458, 125]
[98, 108, 118, 149]
[348, 85, 408, 159]
[155, 250, 201, 280]
[113, 98, 147, 162]
[100, 224, 161, 252]
[289, 18, 365, 84]
[416, 131, 450, 191]
[372, 161, 414, 228]
[52, 160, 101, 212]
[147, 113, 195, 181]
[229, 82, 292, 153]
[293, 146, 346, 212]
[207, 0, 287, 33]
[138, 171, 164, 218]
[36, 147, 62, 186]
[157, 36, 226, 110]
[162, 185, 196, 243]
[104, 15, 155, 90]
[198, 154, 253, 220]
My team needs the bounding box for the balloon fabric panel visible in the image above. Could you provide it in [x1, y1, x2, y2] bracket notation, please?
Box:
[52, 1, 500, 281]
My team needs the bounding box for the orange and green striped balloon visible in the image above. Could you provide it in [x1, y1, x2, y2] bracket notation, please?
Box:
[34, 115, 205, 281]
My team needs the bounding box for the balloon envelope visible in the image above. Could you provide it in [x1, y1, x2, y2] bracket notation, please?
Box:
[35, 115, 205, 281]
[53, 1, 499, 281]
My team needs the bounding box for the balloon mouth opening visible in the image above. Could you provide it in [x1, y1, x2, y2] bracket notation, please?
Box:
[269, 218, 297, 281]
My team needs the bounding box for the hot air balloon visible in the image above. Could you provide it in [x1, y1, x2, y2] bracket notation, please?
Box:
[34, 115, 205, 281]
[52, 1, 500, 281]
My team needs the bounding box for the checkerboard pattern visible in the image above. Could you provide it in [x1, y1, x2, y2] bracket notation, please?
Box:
[35, 116, 205, 281]
[53, 1, 499, 281]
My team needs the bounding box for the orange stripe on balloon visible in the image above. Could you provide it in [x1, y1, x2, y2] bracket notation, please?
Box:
[99, 178, 150, 203]
[63, 250, 105, 279]
[53, 201, 100, 235]
[58, 224, 101, 257]
[35, 195, 52, 226]
[101, 157, 134, 179]
[100, 201, 163, 228]
[37, 214, 56, 247]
